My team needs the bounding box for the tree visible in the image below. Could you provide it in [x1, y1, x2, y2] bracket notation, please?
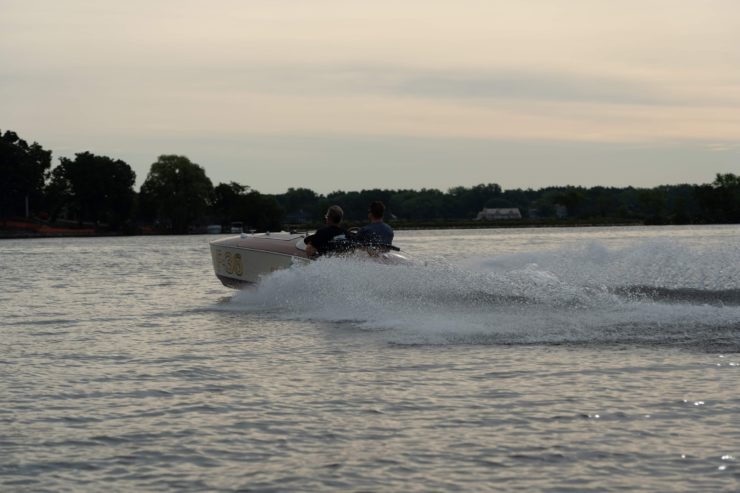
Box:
[325, 190, 369, 221]
[713, 173, 740, 221]
[0, 130, 52, 217]
[243, 192, 284, 231]
[637, 188, 667, 224]
[212, 181, 250, 223]
[484, 197, 515, 208]
[139, 155, 213, 233]
[47, 151, 136, 229]
[447, 183, 503, 217]
[502, 188, 538, 214]
[697, 173, 740, 223]
[211, 181, 283, 231]
[390, 188, 446, 220]
[554, 187, 586, 217]
[276, 187, 319, 223]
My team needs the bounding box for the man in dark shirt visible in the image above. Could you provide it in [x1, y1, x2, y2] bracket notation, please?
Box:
[356, 201, 394, 246]
[304, 205, 347, 256]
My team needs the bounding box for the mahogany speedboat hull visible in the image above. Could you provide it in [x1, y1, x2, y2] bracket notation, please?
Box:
[210, 231, 413, 288]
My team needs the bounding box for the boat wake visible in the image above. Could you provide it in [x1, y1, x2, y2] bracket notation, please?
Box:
[221, 239, 740, 351]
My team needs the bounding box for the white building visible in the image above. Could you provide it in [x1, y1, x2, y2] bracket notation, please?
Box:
[474, 208, 522, 220]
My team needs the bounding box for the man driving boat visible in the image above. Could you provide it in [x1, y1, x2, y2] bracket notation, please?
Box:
[355, 201, 394, 246]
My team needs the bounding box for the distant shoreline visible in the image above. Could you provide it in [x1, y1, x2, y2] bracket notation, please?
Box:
[3, 216, 729, 240]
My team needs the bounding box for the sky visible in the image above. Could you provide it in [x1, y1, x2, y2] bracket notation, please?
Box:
[2, 0, 740, 194]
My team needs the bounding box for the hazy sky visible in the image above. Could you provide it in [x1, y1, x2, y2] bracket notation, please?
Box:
[2, 0, 739, 193]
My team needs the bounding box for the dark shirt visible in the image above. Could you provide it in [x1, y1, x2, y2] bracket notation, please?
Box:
[356, 221, 394, 245]
[305, 225, 346, 255]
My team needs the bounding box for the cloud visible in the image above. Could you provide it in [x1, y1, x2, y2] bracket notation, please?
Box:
[2, 0, 740, 193]
[388, 70, 677, 106]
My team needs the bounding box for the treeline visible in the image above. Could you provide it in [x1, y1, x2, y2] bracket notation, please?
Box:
[2, 129, 739, 234]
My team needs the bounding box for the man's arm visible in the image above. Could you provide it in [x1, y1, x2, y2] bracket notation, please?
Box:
[304, 230, 327, 257]
[305, 243, 318, 257]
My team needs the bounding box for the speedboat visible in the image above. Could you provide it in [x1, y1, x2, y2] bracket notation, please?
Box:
[210, 230, 413, 288]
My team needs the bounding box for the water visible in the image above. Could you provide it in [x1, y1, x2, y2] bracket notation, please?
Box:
[1, 226, 739, 492]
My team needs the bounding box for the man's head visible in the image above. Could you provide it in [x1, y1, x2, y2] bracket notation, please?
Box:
[368, 201, 385, 220]
[325, 205, 344, 225]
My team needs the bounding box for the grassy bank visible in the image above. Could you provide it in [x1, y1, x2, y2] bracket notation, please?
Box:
[289, 217, 647, 232]
[4, 216, 714, 239]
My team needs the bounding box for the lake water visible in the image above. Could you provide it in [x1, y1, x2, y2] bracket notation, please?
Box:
[2, 226, 739, 492]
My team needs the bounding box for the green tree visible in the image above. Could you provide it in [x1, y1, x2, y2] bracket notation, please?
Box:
[553, 187, 586, 217]
[664, 184, 699, 224]
[390, 188, 446, 220]
[713, 173, 740, 221]
[502, 188, 538, 214]
[447, 183, 503, 217]
[276, 187, 319, 223]
[212, 182, 250, 223]
[211, 181, 283, 231]
[47, 151, 136, 229]
[0, 130, 52, 217]
[243, 192, 284, 231]
[139, 155, 213, 233]
[484, 197, 515, 208]
[697, 173, 740, 222]
[584, 187, 618, 218]
[637, 188, 667, 224]
[325, 190, 373, 221]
